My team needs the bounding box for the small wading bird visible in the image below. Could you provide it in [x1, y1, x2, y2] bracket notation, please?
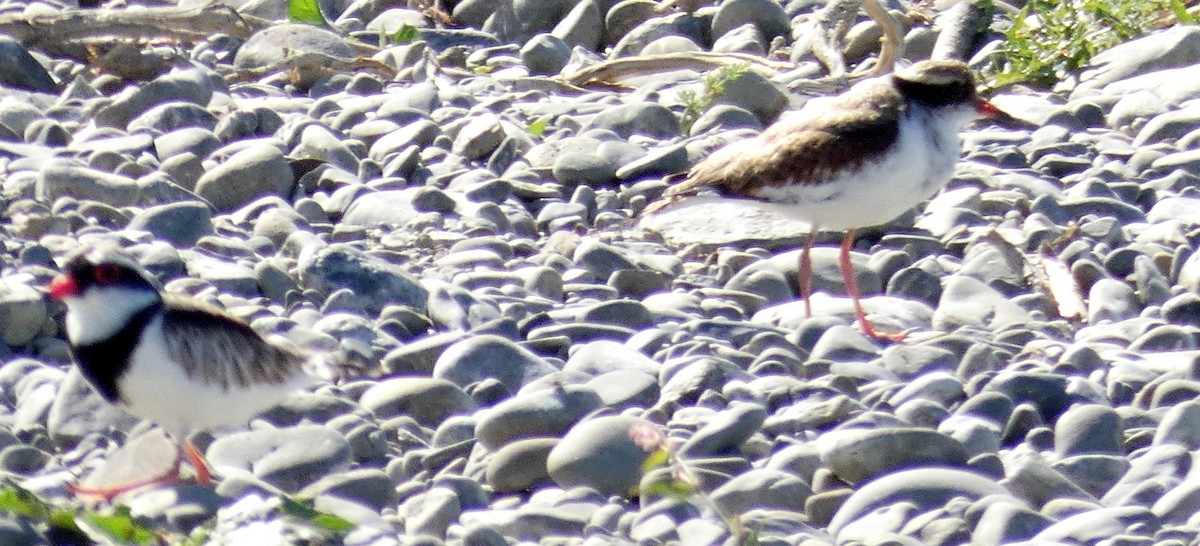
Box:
[49, 246, 330, 500]
[643, 60, 1015, 340]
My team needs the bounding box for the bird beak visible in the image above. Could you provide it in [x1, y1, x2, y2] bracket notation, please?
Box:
[48, 275, 78, 300]
[974, 97, 1033, 128]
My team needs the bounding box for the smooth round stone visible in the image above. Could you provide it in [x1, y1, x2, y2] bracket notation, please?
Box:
[578, 299, 654, 329]
[342, 189, 422, 227]
[298, 468, 397, 512]
[233, 24, 355, 71]
[475, 384, 602, 449]
[485, 437, 557, 493]
[154, 127, 221, 160]
[677, 403, 766, 458]
[880, 343, 958, 379]
[614, 143, 688, 180]
[127, 101, 218, 134]
[710, 0, 790, 44]
[971, 500, 1053, 545]
[562, 339, 658, 376]
[828, 468, 1008, 536]
[1054, 404, 1123, 456]
[298, 244, 428, 314]
[1003, 452, 1096, 507]
[659, 355, 754, 406]
[690, 104, 763, 135]
[605, 0, 658, 46]
[0, 444, 49, 474]
[401, 486, 461, 538]
[713, 22, 767, 55]
[1032, 506, 1158, 544]
[37, 163, 139, 206]
[819, 428, 970, 486]
[46, 367, 141, 447]
[1129, 325, 1198, 353]
[887, 371, 963, 407]
[546, 415, 657, 496]
[933, 275, 1032, 331]
[0, 36, 56, 93]
[359, 378, 476, 427]
[1087, 278, 1140, 323]
[127, 201, 214, 248]
[195, 144, 292, 212]
[207, 425, 351, 493]
[425, 281, 501, 331]
[1102, 444, 1189, 506]
[585, 369, 659, 409]
[0, 280, 46, 347]
[640, 34, 702, 55]
[1152, 401, 1200, 449]
[94, 67, 214, 129]
[293, 124, 359, 173]
[521, 33, 571, 75]
[710, 468, 812, 515]
[1053, 454, 1129, 498]
[580, 103, 681, 140]
[551, 0, 602, 50]
[432, 334, 557, 392]
[572, 239, 637, 280]
[983, 371, 1071, 422]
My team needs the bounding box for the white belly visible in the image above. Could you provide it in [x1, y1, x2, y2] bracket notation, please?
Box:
[119, 316, 309, 436]
[749, 111, 962, 230]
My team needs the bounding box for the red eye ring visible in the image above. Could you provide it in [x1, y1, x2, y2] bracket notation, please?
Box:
[93, 263, 122, 284]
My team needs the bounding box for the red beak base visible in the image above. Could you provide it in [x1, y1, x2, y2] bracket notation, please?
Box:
[48, 275, 78, 300]
[975, 97, 1026, 127]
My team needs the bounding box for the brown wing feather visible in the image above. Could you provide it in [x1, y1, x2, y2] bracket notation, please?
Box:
[657, 80, 904, 204]
[160, 295, 307, 391]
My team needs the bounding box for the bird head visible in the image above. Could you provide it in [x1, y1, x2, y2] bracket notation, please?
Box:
[50, 247, 160, 303]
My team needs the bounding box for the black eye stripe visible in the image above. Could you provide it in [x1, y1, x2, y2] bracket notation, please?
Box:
[93, 263, 123, 284]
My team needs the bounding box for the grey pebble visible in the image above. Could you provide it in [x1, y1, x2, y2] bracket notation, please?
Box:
[0, 280, 46, 347]
[819, 427, 970, 485]
[207, 424, 351, 493]
[38, 163, 139, 207]
[0, 37, 56, 93]
[127, 201, 214, 248]
[299, 244, 428, 314]
[195, 144, 293, 212]
[433, 334, 557, 392]
[485, 437, 557, 493]
[546, 415, 655, 496]
[358, 377, 477, 427]
[475, 383, 602, 449]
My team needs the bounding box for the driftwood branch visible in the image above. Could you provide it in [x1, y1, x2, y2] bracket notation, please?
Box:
[560, 51, 794, 88]
[0, 2, 270, 57]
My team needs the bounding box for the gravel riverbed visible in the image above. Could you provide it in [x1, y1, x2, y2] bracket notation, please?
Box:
[2, 0, 1200, 544]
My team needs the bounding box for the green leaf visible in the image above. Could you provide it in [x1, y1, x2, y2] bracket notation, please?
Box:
[288, 0, 328, 26]
[527, 115, 552, 138]
[641, 447, 671, 473]
[0, 483, 49, 520]
[79, 509, 157, 545]
[391, 24, 420, 44]
[280, 496, 354, 533]
[1172, 0, 1198, 23]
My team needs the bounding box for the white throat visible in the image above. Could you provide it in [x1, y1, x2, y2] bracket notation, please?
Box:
[64, 287, 161, 344]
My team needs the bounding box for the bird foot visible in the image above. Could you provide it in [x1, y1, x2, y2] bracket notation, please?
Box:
[866, 328, 909, 342]
[68, 471, 180, 503]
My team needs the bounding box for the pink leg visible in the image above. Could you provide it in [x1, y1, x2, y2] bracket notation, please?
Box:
[183, 441, 212, 486]
[840, 229, 906, 342]
[69, 447, 184, 502]
[797, 226, 817, 317]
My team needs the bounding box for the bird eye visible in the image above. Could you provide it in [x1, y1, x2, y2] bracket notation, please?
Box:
[93, 264, 122, 284]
